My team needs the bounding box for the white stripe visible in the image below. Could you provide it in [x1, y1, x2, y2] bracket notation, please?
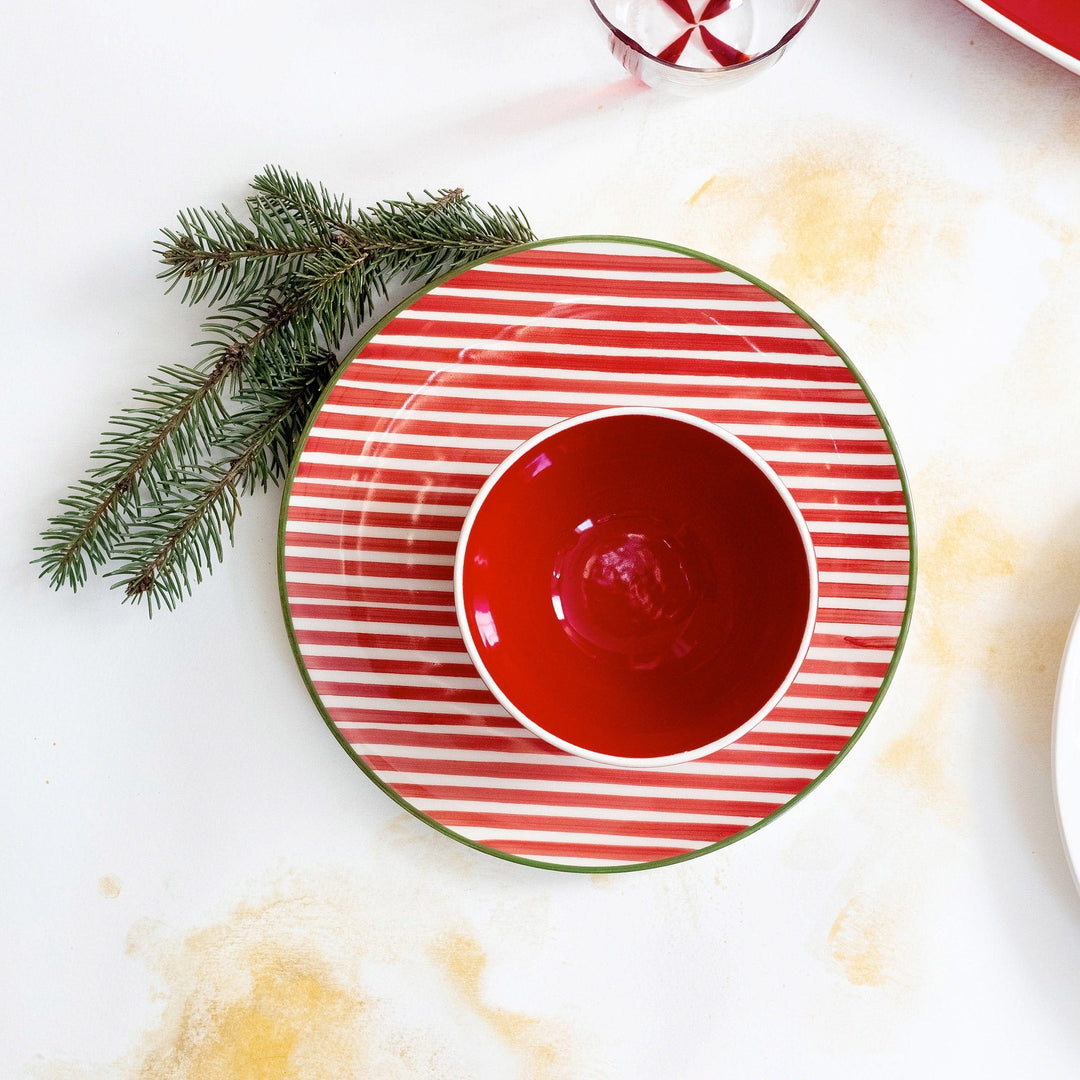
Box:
[388, 309, 821, 339]
[320, 402, 561, 427]
[350, 355, 852, 390]
[289, 495, 467, 518]
[336, 375, 875, 414]
[309, 425, 521, 452]
[435, 286, 791, 312]
[340, 738, 828, 776]
[793, 671, 882, 688]
[816, 596, 907, 611]
[406, 797, 765, 826]
[307, 669, 487, 691]
[806, 646, 896, 664]
[450, 825, 703, 849]
[773, 697, 866, 713]
[286, 521, 460, 542]
[813, 623, 901, 638]
[323, 696, 507, 715]
[286, 572, 455, 591]
[291, 618, 462, 637]
[471, 262, 755, 284]
[819, 571, 908, 585]
[301, 452, 494, 476]
[350, 334, 845, 363]
[286, 547, 455, 566]
[756, 719, 860, 734]
[301, 644, 468, 663]
[812, 545, 909, 559]
[377, 769, 814, 794]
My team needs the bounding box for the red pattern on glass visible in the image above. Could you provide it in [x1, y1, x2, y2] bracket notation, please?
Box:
[660, 0, 697, 20]
[657, 27, 694, 62]
[698, 24, 750, 65]
[655, 0, 749, 68]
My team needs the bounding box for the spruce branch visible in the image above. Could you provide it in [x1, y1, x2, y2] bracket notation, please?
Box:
[111, 350, 340, 612]
[36, 168, 534, 610]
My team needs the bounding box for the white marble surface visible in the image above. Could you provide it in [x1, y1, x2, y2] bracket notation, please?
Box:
[4, 1, 1080, 1076]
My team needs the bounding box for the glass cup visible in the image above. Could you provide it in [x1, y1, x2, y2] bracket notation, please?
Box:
[589, 0, 821, 91]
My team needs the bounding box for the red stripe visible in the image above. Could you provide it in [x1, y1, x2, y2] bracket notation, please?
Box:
[357, 343, 856, 384]
[814, 607, 904, 627]
[397, 783, 790, 819]
[493, 250, 723, 274]
[285, 531, 459, 558]
[737, 732, 850, 751]
[335, 711, 511, 728]
[449, 268, 775, 302]
[304, 434, 504, 466]
[295, 458, 479, 492]
[778, 464, 902, 481]
[800, 508, 909, 524]
[288, 583, 454, 606]
[811, 633, 899, 650]
[363, 751, 827, 786]
[782, 681, 880, 701]
[748, 437, 892, 454]
[818, 581, 908, 600]
[786, 488, 905, 506]
[486, 839, 701, 862]
[319, 404, 884, 434]
[799, 658, 890, 677]
[435, 810, 750, 842]
[314, 682, 493, 704]
[349, 727, 550, 753]
[770, 707, 867, 724]
[816, 557, 909, 575]
[348, 364, 871, 405]
[287, 503, 465, 531]
[810, 531, 908, 549]
[378, 317, 837, 356]
[303, 655, 479, 679]
[406, 295, 810, 328]
[290, 480, 472, 507]
[291, 602, 456, 625]
[285, 556, 452, 581]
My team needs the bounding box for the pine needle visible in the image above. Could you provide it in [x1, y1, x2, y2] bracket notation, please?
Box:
[35, 168, 534, 611]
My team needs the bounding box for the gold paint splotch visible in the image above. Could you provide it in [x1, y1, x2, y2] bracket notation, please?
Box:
[919, 505, 1021, 669]
[431, 932, 560, 1080]
[98, 875, 123, 900]
[129, 902, 366, 1080]
[683, 130, 976, 309]
[827, 898, 895, 988]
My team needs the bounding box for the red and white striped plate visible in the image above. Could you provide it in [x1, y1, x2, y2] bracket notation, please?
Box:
[279, 237, 915, 873]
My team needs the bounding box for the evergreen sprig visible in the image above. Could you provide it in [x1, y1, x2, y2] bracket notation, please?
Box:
[36, 168, 534, 612]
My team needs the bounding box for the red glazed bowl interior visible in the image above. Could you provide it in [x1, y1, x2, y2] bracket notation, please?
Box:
[454, 408, 817, 767]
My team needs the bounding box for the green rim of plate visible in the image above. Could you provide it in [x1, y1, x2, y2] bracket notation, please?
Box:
[277, 235, 918, 874]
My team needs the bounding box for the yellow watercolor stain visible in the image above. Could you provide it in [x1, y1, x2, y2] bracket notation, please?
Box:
[827, 897, 894, 988]
[919, 505, 1020, 668]
[683, 131, 974, 307]
[431, 931, 560, 1080]
[98, 875, 122, 900]
[878, 680, 965, 829]
[129, 908, 366, 1080]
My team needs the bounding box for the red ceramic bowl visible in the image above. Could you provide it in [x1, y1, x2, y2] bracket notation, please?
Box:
[454, 408, 817, 767]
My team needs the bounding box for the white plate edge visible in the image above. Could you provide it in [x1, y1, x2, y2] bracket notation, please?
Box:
[955, 0, 1080, 76]
[1052, 603, 1080, 894]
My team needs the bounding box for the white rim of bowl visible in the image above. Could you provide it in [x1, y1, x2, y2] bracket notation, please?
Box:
[453, 406, 819, 768]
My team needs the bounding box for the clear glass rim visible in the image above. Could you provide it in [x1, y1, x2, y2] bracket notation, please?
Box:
[587, 0, 822, 74]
